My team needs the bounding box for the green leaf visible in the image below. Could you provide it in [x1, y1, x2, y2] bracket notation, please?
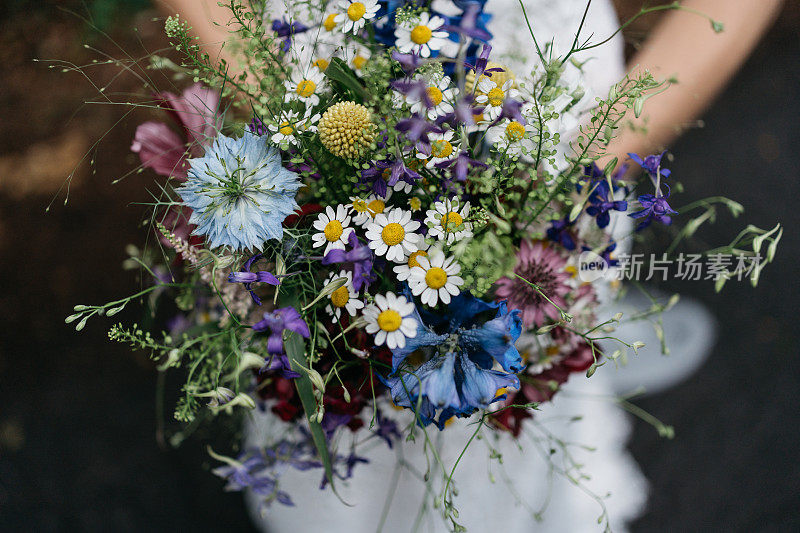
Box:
[324, 58, 368, 102]
[284, 332, 347, 503]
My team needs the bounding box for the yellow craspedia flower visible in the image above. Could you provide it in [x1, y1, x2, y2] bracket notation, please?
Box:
[466, 61, 516, 93]
[318, 101, 376, 160]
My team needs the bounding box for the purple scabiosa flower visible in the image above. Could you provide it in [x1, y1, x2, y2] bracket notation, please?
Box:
[321, 232, 376, 291]
[546, 217, 577, 251]
[271, 18, 310, 53]
[494, 240, 571, 328]
[628, 151, 671, 178]
[228, 253, 280, 305]
[629, 192, 678, 230]
[252, 307, 310, 355]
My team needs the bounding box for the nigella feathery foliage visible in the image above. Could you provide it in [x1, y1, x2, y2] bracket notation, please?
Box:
[177, 132, 302, 251]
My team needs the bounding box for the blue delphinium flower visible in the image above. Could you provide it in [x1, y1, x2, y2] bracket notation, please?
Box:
[383, 290, 523, 429]
[178, 132, 302, 250]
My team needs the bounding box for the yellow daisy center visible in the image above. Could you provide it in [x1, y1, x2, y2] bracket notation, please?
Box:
[473, 109, 485, 123]
[439, 211, 463, 230]
[367, 199, 385, 216]
[407, 250, 428, 268]
[410, 24, 433, 45]
[425, 267, 448, 289]
[323, 14, 337, 31]
[546, 345, 561, 357]
[278, 122, 294, 135]
[330, 285, 350, 308]
[377, 309, 402, 332]
[352, 54, 368, 70]
[487, 86, 505, 107]
[324, 220, 344, 242]
[313, 58, 329, 71]
[505, 121, 525, 142]
[408, 197, 422, 211]
[352, 199, 368, 213]
[426, 86, 443, 106]
[381, 222, 405, 246]
[431, 139, 453, 158]
[296, 79, 317, 98]
[347, 2, 367, 21]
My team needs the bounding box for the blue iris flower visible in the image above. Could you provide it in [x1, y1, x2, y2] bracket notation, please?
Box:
[383, 290, 523, 429]
[178, 132, 302, 251]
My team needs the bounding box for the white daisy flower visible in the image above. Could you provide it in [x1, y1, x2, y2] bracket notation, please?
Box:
[407, 75, 456, 120]
[425, 197, 473, 244]
[363, 292, 418, 349]
[417, 130, 457, 168]
[408, 252, 464, 306]
[394, 12, 449, 58]
[392, 242, 431, 281]
[365, 208, 421, 263]
[474, 78, 519, 121]
[486, 117, 533, 155]
[268, 109, 321, 147]
[346, 44, 372, 74]
[324, 270, 364, 319]
[312, 205, 355, 255]
[349, 191, 391, 226]
[334, 0, 379, 34]
[284, 66, 326, 107]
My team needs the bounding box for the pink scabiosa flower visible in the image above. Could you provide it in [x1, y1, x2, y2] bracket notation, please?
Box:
[494, 240, 571, 328]
[131, 83, 220, 180]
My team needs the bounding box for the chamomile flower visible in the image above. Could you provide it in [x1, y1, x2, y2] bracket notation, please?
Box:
[312, 205, 355, 255]
[425, 197, 473, 244]
[365, 208, 420, 263]
[407, 75, 456, 120]
[268, 110, 320, 147]
[324, 270, 364, 319]
[418, 130, 457, 168]
[347, 44, 372, 74]
[474, 78, 519, 121]
[408, 252, 464, 306]
[394, 12, 449, 58]
[284, 66, 326, 107]
[393, 242, 431, 281]
[349, 191, 391, 226]
[334, 0, 379, 34]
[363, 292, 418, 349]
[487, 117, 533, 155]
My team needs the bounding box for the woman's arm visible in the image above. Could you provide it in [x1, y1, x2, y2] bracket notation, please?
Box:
[607, 0, 785, 162]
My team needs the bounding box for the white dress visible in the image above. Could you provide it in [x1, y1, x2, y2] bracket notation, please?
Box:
[246, 1, 650, 531]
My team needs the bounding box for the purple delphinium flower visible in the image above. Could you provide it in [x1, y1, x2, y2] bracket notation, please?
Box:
[585, 180, 628, 228]
[212, 450, 294, 506]
[629, 192, 678, 230]
[373, 410, 401, 449]
[435, 150, 487, 181]
[228, 253, 280, 305]
[320, 412, 353, 440]
[261, 352, 302, 379]
[391, 50, 423, 76]
[628, 151, 671, 178]
[395, 114, 442, 144]
[271, 18, 310, 53]
[322, 232, 375, 291]
[442, 4, 492, 41]
[342, 451, 369, 479]
[390, 79, 433, 109]
[546, 217, 577, 250]
[252, 307, 310, 354]
[360, 158, 421, 197]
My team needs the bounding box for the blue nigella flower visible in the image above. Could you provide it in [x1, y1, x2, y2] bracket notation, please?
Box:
[383, 290, 523, 429]
[178, 132, 302, 251]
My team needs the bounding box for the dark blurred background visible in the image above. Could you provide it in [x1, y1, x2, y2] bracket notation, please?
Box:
[0, 1, 798, 531]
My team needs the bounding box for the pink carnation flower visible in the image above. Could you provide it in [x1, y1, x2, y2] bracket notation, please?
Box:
[130, 83, 220, 180]
[494, 240, 571, 328]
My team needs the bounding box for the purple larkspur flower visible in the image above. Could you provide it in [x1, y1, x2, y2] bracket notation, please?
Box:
[435, 150, 487, 181]
[252, 307, 310, 354]
[360, 159, 421, 197]
[585, 180, 628, 228]
[629, 193, 678, 230]
[628, 151, 671, 178]
[374, 410, 401, 449]
[271, 18, 310, 53]
[228, 253, 280, 305]
[443, 4, 492, 41]
[322, 232, 375, 291]
[395, 114, 442, 144]
[546, 217, 577, 250]
[262, 352, 301, 379]
[391, 50, 423, 76]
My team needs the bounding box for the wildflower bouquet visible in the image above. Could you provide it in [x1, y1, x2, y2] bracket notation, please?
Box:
[66, 0, 781, 528]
